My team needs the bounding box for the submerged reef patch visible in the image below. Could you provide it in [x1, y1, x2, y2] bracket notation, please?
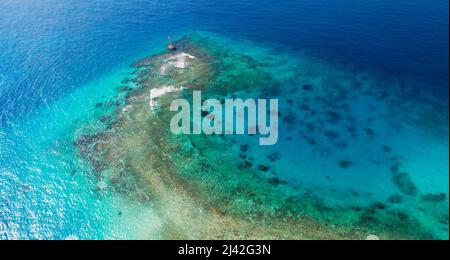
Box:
[388, 194, 403, 204]
[421, 193, 447, 203]
[338, 160, 355, 169]
[390, 162, 419, 196]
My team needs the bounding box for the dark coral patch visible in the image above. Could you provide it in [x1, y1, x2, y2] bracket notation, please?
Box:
[324, 130, 340, 140]
[338, 160, 355, 169]
[302, 84, 314, 91]
[421, 193, 447, 203]
[390, 163, 419, 196]
[118, 86, 133, 92]
[267, 152, 281, 162]
[283, 113, 297, 124]
[268, 177, 288, 186]
[364, 128, 376, 138]
[389, 194, 403, 204]
[325, 111, 342, 124]
[238, 161, 253, 170]
[372, 202, 386, 210]
[240, 145, 249, 153]
[258, 165, 271, 172]
[383, 145, 392, 153]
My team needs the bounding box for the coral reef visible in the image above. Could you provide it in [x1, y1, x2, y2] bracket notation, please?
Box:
[74, 33, 448, 240]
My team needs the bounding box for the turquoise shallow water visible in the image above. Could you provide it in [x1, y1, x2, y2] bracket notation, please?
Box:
[1, 66, 129, 239]
[0, 1, 448, 239]
[1, 63, 167, 239]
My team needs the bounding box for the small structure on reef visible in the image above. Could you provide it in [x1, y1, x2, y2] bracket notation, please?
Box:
[167, 35, 176, 51]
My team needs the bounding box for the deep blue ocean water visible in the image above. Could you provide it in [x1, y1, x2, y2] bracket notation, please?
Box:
[0, 0, 448, 239]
